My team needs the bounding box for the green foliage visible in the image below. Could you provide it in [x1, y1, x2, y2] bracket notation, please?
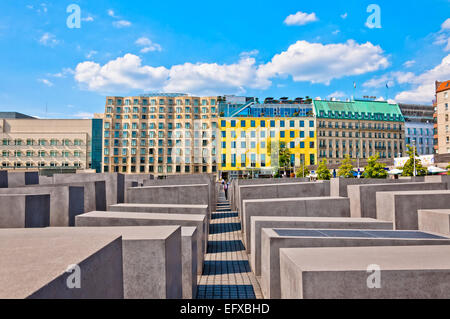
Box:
[447, 163, 450, 176]
[278, 143, 292, 169]
[337, 155, 355, 178]
[316, 159, 332, 180]
[401, 145, 427, 177]
[296, 165, 310, 178]
[273, 168, 281, 178]
[363, 154, 388, 179]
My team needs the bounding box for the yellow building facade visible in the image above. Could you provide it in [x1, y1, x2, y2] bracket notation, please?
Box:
[219, 117, 317, 176]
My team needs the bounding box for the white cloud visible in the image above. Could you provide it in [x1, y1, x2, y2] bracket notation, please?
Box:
[332, 30, 340, 35]
[86, 50, 98, 59]
[240, 50, 259, 58]
[73, 112, 94, 119]
[395, 54, 450, 103]
[403, 60, 416, 68]
[363, 71, 414, 88]
[341, 13, 348, 19]
[442, 18, 450, 30]
[39, 32, 58, 46]
[135, 37, 162, 53]
[284, 11, 318, 26]
[165, 57, 270, 95]
[258, 40, 389, 85]
[82, 16, 94, 22]
[327, 91, 346, 99]
[107, 9, 115, 17]
[113, 20, 131, 28]
[73, 40, 390, 95]
[38, 79, 53, 87]
[48, 68, 74, 78]
[74, 54, 269, 95]
[74, 53, 169, 92]
[434, 19, 450, 52]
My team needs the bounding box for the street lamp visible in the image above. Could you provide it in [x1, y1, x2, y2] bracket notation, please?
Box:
[413, 139, 416, 177]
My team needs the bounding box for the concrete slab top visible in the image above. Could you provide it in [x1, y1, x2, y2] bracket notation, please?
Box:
[181, 227, 197, 237]
[239, 182, 316, 188]
[268, 228, 448, 240]
[129, 184, 208, 189]
[251, 216, 389, 223]
[243, 196, 344, 203]
[280, 245, 450, 271]
[0, 229, 121, 299]
[419, 209, 450, 215]
[377, 190, 450, 195]
[0, 193, 50, 197]
[46, 226, 181, 240]
[79, 211, 206, 221]
[111, 203, 208, 209]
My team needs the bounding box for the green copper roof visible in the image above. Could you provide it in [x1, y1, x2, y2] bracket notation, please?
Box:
[313, 99, 404, 122]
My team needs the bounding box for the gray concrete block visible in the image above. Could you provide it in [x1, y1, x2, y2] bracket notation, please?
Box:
[181, 227, 197, 299]
[0, 228, 124, 299]
[124, 174, 154, 203]
[262, 228, 450, 299]
[144, 174, 216, 213]
[75, 211, 206, 274]
[30, 181, 106, 214]
[425, 175, 450, 189]
[53, 173, 124, 207]
[280, 245, 450, 299]
[330, 178, 408, 197]
[0, 186, 84, 226]
[128, 184, 209, 208]
[242, 197, 350, 251]
[7, 172, 39, 188]
[0, 171, 7, 188]
[38, 175, 54, 185]
[348, 182, 447, 219]
[376, 190, 450, 230]
[418, 209, 450, 236]
[44, 226, 183, 299]
[109, 203, 208, 215]
[238, 182, 329, 216]
[0, 194, 50, 228]
[250, 216, 393, 276]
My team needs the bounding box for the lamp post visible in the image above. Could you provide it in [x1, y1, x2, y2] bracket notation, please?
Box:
[357, 119, 361, 178]
[413, 139, 416, 177]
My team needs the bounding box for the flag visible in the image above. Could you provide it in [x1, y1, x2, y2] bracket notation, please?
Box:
[386, 83, 389, 89]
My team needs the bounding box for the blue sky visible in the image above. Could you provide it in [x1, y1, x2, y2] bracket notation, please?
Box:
[0, 0, 449, 118]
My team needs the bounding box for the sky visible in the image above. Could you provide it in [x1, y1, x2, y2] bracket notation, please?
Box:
[0, 0, 449, 118]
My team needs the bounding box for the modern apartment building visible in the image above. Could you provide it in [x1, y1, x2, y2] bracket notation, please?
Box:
[101, 94, 219, 174]
[0, 116, 102, 172]
[398, 103, 434, 155]
[314, 99, 405, 166]
[219, 97, 316, 178]
[435, 80, 450, 154]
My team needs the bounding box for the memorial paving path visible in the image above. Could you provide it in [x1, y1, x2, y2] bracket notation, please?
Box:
[196, 191, 263, 299]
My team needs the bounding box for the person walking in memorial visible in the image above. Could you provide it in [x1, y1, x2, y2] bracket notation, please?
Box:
[223, 180, 229, 200]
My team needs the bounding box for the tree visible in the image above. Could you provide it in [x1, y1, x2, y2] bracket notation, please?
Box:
[296, 165, 310, 178]
[447, 163, 450, 176]
[278, 143, 292, 171]
[401, 145, 427, 177]
[337, 155, 355, 178]
[316, 159, 332, 180]
[363, 154, 388, 179]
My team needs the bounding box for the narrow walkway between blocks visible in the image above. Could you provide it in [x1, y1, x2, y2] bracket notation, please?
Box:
[196, 191, 263, 299]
